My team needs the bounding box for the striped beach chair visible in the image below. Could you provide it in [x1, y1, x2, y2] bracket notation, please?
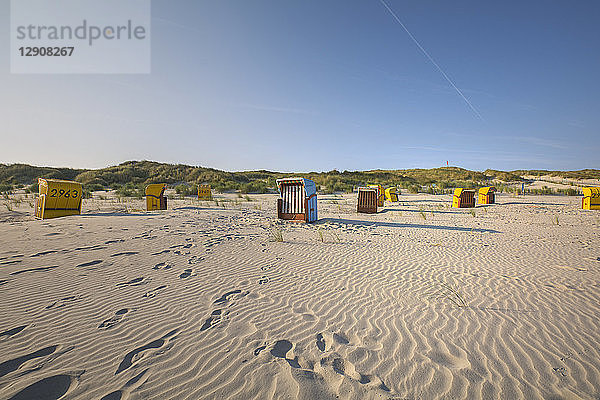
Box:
[276, 178, 318, 222]
[357, 187, 378, 214]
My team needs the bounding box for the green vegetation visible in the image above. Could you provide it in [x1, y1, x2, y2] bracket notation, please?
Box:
[0, 183, 13, 194]
[0, 161, 597, 196]
[511, 169, 600, 180]
[175, 184, 196, 196]
[115, 183, 144, 198]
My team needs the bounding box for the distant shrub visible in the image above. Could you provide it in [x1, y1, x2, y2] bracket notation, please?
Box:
[239, 181, 270, 194]
[557, 188, 579, 196]
[406, 184, 419, 194]
[175, 184, 195, 196]
[0, 183, 13, 193]
[116, 183, 144, 198]
[85, 183, 105, 192]
[528, 186, 554, 195]
[26, 183, 39, 194]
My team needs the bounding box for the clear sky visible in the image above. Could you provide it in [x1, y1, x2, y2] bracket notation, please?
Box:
[1, 0, 598, 172]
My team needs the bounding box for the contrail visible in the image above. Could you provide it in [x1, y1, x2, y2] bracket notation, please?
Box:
[379, 0, 484, 122]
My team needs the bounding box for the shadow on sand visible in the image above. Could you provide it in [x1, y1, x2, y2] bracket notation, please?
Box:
[82, 212, 149, 217]
[380, 207, 461, 215]
[318, 218, 500, 234]
[498, 201, 565, 206]
[172, 206, 239, 212]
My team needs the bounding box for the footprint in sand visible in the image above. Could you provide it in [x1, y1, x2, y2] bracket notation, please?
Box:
[101, 368, 149, 400]
[45, 296, 80, 310]
[105, 239, 125, 244]
[316, 331, 350, 352]
[316, 334, 327, 352]
[200, 310, 224, 332]
[320, 354, 390, 392]
[0, 260, 22, 266]
[253, 345, 267, 356]
[0, 345, 59, 378]
[179, 269, 196, 279]
[29, 250, 58, 257]
[110, 252, 139, 257]
[143, 285, 168, 298]
[74, 244, 107, 251]
[0, 325, 27, 340]
[270, 340, 301, 368]
[188, 256, 202, 265]
[115, 329, 178, 374]
[153, 262, 172, 270]
[213, 290, 243, 305]
[7, 374, 77, 400]
[98, 309, 130, 329]
[427, 344, 470, 370]
[116, 277, 149, 287]
[553, 366, 568, 377]
[10, 266, 59, 276]
[75, 260, 103, 268]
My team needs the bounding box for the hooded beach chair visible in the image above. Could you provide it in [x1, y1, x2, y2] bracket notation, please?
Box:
[368, 184, 385, 207]
[582, 187, 600, 210]
[357, 187, 378, 214]
[452, 188, 475, 208]
[478, 186, 496, 205]
[34, 178, 83, 219]
[385, 187, 398, 202]
[276, 178, 318, 222]
[198, 184, 212, 200]
[146, 183, 167, 211]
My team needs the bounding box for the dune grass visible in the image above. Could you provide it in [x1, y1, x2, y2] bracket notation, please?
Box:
[269, 226, 284, 242]
[317, 226, 340, 243]
[428, 280, 468, 308]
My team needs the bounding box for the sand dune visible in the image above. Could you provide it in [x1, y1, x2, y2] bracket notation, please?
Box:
[0, 192, 599, 399]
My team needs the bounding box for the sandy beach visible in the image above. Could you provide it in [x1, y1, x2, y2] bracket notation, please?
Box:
[1, 192, 599, 399]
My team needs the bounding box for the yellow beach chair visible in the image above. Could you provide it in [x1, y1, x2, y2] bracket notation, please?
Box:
[478, 186, 496, 205]
[146, 184, 167, 211]
[198, 184, 212, 200]
[452, 188, 475, 208]
[35, 178, 83, 219]
[385, 187, 398, 202]
[582, 187, 600, 210]
[368, 184, 384, 207]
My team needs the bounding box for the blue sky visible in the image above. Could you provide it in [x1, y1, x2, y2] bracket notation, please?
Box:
[1, 0, 598, 172]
